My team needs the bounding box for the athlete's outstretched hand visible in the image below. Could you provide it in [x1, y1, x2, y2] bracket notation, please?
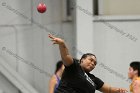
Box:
[48, 34, 64, 45]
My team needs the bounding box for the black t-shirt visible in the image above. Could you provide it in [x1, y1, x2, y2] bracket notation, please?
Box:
[55, 59, 104, 93]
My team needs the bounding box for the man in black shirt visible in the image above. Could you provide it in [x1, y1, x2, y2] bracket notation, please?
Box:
[49, 34, 127, 93]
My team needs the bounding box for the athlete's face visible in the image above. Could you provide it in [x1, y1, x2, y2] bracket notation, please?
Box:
[128, 67, 138, 79]
[80, 56, 96, 72]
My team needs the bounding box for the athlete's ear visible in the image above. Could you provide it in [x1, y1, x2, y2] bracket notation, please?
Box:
[80, 59, 84, 63]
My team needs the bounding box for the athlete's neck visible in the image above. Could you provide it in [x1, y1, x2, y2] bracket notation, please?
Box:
[132, 75, 139, 81]
[56, 70, 63, 79]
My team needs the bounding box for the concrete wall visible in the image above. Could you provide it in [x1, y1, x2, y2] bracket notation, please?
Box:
[0, 73, 19, 93]
[0, 0, 75, 93]
[93, 18, 140, 92]
[75, 0, 94, 58]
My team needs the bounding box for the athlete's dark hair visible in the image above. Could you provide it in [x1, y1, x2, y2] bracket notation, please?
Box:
[80, 53, 97, 65]
[130, 61, 140, 76]
[55, 60, 63, 74]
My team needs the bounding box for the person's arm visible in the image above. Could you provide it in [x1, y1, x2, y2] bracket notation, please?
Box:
[48, 34, 73, 66]
[99, 83, 128, 93]
[49, 75, 57, 93]
[133, 80, 140, 93]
